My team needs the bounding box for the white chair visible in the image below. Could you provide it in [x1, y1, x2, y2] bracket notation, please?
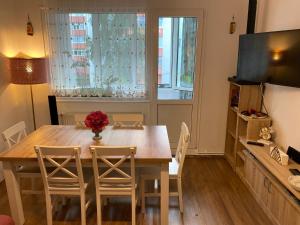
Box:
[1, 121, 42, 195]
[74, 113, 88, 128]
[141, 122, 190, 213]
[112, 113, 143, 129]
[35, 145, 91, 225]
[90, 146, 137, 225]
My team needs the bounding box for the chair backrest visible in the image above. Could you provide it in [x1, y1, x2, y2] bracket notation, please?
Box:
[2, 121, 27, 148]
[90, 146, 136, 189]
[175, 122, 190, 177]
[112, 113, 143, 129]
[74, 113, 88, 128]
[35, 145, 85, 193]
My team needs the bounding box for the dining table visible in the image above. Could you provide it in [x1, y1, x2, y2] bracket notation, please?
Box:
[0, 125, 172, 225]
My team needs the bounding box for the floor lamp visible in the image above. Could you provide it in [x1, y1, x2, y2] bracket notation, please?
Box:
[9, 58, 48, 130]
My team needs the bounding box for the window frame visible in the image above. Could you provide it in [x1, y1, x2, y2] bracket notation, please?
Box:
[46, 9, 149, 100]
[150, 9, 203, 103]
[44, 8, 202, 102]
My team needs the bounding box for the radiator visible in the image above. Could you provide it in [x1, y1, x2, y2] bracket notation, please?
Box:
[58, 112, 144, 126]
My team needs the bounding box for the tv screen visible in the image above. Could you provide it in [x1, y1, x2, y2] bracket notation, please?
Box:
[236, 29, 300, 88]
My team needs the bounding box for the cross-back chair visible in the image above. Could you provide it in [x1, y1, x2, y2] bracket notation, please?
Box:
[2, 121, 27, 148]
[141, 122, 190, 213]
[35, 145, 91, 225]
[90, 146, 137, 225]
[74, 113, 88, 128]
[1, 121, 42, 195]
[112, 113, 143, 129]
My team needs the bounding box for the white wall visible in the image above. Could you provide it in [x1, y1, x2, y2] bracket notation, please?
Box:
[195, 0, 248, 154]
[0, 0, 249, 157]
[257, 0, 300, 150]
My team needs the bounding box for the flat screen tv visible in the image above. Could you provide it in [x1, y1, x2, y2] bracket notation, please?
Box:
[236, 29, 300, 88]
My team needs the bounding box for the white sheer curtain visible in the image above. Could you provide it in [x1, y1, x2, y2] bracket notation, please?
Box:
[45, 10, 146, 98]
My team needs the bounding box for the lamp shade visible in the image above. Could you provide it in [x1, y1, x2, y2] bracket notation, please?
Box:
[9, 58, 48, 85]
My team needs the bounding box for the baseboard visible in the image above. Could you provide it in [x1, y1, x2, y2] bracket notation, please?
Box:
[186, 153, 225, 158]
[187, 148, 225, 156]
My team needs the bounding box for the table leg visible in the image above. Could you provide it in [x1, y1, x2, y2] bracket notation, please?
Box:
[3, 161, 25, 225]
[160, 162, 169, 225]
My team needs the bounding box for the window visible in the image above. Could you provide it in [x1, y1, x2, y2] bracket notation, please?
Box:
[47, 12, 146, 98]
[157, 17, 197, 100]
[72, 50, 86, 56]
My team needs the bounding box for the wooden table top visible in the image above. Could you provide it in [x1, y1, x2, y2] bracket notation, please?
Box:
[0, 125, 172, 163]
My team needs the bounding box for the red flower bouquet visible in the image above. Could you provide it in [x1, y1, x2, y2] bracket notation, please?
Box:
[85, 111, 109, 140]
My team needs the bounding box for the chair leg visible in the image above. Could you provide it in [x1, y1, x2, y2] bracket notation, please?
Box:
[177, 178, 184, 213]
[45, 195, 53, 225]
[17, 176, 21, 191]
[96, 195, 102, 225]
[131, 191, 136, 225]
[80, 194, 86, 225]
[141, 177, 145, 214]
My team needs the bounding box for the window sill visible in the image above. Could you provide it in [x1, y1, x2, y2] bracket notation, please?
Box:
[56, 96, 151, 103]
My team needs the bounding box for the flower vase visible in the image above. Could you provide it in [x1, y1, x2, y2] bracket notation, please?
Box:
[93, 131, 102, 141]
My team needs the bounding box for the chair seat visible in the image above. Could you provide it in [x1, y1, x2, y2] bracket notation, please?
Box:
[140, 157, 179, 179]
[99, 183, 137, 193]
[49, 183, 88, 195]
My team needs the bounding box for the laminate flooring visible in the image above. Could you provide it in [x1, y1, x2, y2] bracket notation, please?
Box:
[0, 157, 274, 225]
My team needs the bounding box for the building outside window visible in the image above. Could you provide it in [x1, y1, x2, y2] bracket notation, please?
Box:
[157, 17, 197, 100]
[47, 12, 146, 98]
[47, 12, 197, 100]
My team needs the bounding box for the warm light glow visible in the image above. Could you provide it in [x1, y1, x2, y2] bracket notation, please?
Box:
[25, 62, 33, 73]
[2, 51, 45, 58]
[272, 51, 282, 61]
[3, 51, 18, 58]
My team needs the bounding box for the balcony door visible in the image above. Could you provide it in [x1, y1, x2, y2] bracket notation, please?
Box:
[151, 10, 204, 153]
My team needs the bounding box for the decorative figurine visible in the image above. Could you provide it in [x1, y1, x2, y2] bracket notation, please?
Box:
[229, 16, 236, 34]
[27, 15, 34, 36]
[258, 127, 274, 146]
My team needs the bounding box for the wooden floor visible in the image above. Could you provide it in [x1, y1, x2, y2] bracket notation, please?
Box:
[0, 157, 274, 225]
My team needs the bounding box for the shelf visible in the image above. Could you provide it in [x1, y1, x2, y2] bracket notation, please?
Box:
[238, 113, 271, 122]
[237, 151, 245, 161]
[229, 81, 241, 87]
[230, 106, 239, 113]
[228, 130, 236, 139]
[225, 82, 264, 174]
[239, 136, 246, 142]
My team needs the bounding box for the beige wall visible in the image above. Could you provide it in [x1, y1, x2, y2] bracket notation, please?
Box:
[0, 1, 32, 181]
[257, 0, 300, 150]
[0, 0, 51, 181]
